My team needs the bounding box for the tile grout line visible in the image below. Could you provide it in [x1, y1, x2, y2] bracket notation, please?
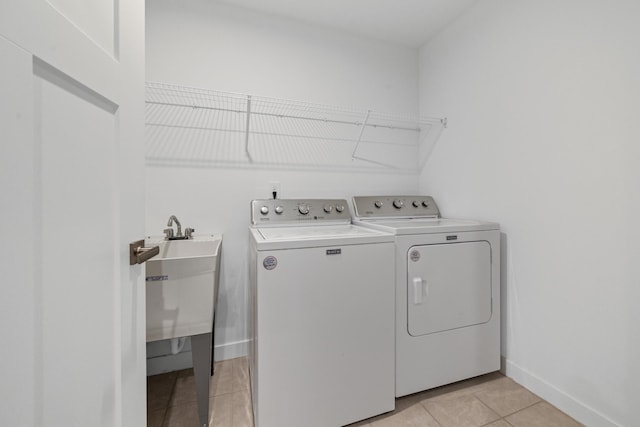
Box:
[230, 359, 236, 426]
[417, 399, 444, 427]
[418, 387, 501, 427]
[159, 407, 167, 427]
[470, 381, 544, 421]
[168, 374, 178, 411]
[160, 373, 178, 426]
[165, 374, 178, 427]
[472, 392, 502, 424]
[500, 399, 544, 420]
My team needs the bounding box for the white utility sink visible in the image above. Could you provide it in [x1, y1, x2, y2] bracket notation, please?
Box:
[145, 235, 222, 342]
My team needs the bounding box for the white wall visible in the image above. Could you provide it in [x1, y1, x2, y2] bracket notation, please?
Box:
[146, 0, 420, 364]
[146, 0, 418, 111]
[419, 1, 640, 426]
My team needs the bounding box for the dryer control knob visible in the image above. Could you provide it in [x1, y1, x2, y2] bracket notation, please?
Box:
[298, 204, 310, 215]
[260, 206, 269, 215]
[422, 201, 429, 208]
[393, 200, 404, 209]
[374, 201, 383, 208]
[412, 201, 420, 208]
[335, 204, 345, 213]
[323, 204, 333, 213]
[274, 205, 284, 214]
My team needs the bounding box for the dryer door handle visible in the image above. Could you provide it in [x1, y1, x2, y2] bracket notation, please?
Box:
[412, 277, 427, 305]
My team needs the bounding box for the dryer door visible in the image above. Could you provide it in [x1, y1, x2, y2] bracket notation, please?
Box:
[407, 241, 492, 336]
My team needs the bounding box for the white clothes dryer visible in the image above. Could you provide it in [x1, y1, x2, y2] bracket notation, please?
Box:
[249, 199, 395, 427]
[352, 195, 500, 397]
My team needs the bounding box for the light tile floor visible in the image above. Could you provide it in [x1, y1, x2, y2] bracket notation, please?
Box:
[147, 357, 583, 427]
[147, 357, 252, 427]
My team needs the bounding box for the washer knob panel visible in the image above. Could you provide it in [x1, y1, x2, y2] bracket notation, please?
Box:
[250, 199, 352, 225]
[298, 204, 310, 215]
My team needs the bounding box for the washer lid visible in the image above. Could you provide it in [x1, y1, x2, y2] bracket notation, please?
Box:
[251, 224, 394, 250]
[353, 218, 499, 235]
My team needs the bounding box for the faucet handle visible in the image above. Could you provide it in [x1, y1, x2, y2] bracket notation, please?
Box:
[164, 228, 174, 240]
[185, 227, 195, 239]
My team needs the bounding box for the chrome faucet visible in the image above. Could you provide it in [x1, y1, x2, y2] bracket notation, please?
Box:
[167, 215, 182, 238]
[184, 227, 194, 239]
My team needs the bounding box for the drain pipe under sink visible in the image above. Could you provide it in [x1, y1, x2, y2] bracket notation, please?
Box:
[170, 337, 187, 354]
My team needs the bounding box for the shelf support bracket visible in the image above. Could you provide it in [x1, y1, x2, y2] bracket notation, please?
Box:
[245, 95, 253, 162]
[350, 109, 371, 159]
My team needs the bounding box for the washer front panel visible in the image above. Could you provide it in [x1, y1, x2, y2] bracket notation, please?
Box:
[252, 243, 395, 426]
[249, 225, 396, 425]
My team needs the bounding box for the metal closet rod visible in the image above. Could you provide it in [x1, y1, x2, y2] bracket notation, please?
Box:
[144, 100, 433, 132]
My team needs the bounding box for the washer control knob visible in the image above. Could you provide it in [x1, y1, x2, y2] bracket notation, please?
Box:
[274, 205, 284, 214]
[374, 201, 383, 209]
[323, 204, 333, 213]
[422, 201, 429, 208]
[393, 200, 404, 209]
[298, 204, 310, 215]
[335, 204, 345, 213]
[412, 201, 420, 208]
[260, 206, 269, 215]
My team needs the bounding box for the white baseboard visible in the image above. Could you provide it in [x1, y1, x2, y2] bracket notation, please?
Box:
[147, 339, 250, 376]
[214, 338, 249, 361]
[147, 350, 194, 375]
[504, 359, 620, 427]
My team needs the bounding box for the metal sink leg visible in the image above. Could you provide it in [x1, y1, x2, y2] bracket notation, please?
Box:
[191, 333, 212, 427]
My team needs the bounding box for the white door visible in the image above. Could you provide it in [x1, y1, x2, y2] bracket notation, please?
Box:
[407, 242, 492, 336]
[0, 1, 146, 426]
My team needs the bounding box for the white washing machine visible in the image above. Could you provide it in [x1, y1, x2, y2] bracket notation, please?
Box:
[249, 199, 395, 427]
[352, 195, 500, 397]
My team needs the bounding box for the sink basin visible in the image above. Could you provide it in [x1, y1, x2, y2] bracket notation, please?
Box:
[145, 235, 222, 342]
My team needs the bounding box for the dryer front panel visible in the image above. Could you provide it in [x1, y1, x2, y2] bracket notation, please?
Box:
[407, 241, 492, 336]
